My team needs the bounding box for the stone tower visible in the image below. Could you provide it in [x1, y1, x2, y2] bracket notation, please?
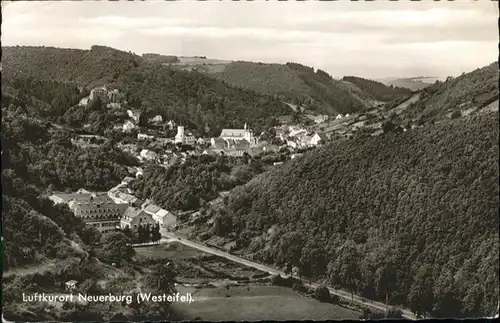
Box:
[175, 126, 185, 144]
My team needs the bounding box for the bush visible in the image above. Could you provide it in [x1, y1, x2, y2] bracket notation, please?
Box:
[314, 284, 331, 303]
[450, 110, 462, 119]
[381, 120, 396, 133]
[359, 308, 385, 320]
[386, 306, 403, 318]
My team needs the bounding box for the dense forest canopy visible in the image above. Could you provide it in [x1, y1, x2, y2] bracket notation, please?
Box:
[342, 76, 413, 102]
[2, 46, 291, 135]
[205, 112, 499, 318]
[211, 61, 376, 115]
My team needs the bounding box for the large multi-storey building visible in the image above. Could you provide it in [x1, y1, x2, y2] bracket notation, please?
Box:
[50, 190, 128, 233]
[218, 123, 258, 146]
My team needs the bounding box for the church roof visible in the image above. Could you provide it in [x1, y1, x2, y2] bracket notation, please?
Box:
[220, 129, 247, 137]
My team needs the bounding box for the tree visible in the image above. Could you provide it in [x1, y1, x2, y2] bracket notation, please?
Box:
[122, 226, 133, 239]
[99, 232, 134, 264]
[408, 264, 435, 318]
[450, 110, 462, 119]
[80, 226, 102, 246]
[148, 262, 177, 293]
[151, 224, 162, 242]
[381, 120, 396, 133]
[314, 284, 331, 303]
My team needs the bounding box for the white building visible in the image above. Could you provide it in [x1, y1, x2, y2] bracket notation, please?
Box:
[122, 120, 136, 133]
[336, 114, 344, 120]
[120, 207, 156, 229]
[166, 120, 176, 130]
[127, 110, 142, 123]
[140, 149, 158, 161]
[150, 115, 163, 124]
[142, 203, 177, 229]
[174, 126, 195, 146]
[137, 133, 155, 141]
[218, 123, 258, 146]
[310, 132, 329, 146]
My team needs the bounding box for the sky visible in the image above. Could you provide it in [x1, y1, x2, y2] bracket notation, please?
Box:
[2, 0, 498, 79]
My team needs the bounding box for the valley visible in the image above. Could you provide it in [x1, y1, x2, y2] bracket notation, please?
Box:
[1, 43, 499, 321]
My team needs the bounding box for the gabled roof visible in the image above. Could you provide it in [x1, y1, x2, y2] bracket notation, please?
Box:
[122, 207, 146, 220]
[220, 129, 246, 137]
[122, 176, 135, 184]
[314, 132, 329, 141]
[144, 204, 161, 214]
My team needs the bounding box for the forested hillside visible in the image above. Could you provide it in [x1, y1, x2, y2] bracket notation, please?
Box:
[1, 99, 140, 270]
[209, 61, 369, 115]
[393, 62, 499, 122]
[204, 112, 499, 318]
[116, 64, 289, 136]
[2, 45, 141, 88]
[131, 153, 270, 212]
[342, 76, 413, 102]
[2, 46, 290, 135]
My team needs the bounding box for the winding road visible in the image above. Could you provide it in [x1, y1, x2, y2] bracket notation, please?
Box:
[159, 231, 417, 320]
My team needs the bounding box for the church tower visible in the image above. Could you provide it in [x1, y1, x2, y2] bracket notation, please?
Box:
[175, 126, 185, 144]
[244, 123, 253, 144]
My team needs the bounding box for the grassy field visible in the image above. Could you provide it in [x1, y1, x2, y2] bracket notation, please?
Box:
[134, 242, 206, 261]
[172, 285, 360, 321]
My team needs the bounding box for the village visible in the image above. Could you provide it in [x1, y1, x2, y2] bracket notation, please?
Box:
[73, 86, 423, 171]
[53, 86, 436, 243]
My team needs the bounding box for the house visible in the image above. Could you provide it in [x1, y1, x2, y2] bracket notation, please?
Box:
[120, 207, 156, 229]
[174, 126, 195, 146]
[196, 138, 206, 145]
[137, 133, 155, 141]
[225, 149, 246, 157]
[291, 153, 303, 159]
[106, 102, 121, 109]
[299, 135, 313, 147]
[218, 123, 258, 147]
[149, 115, 163, 124]
[78, 97, 89, 107]
[310, 132, 329, 146]
[313, 115, 329, 124]
[140, 149, 158, 161]
[156, 137, 172, 145]
[202, 149, 221, 156]
[121, 176, 135, 186]
[71, 135, 106, 147]
[166, 120, 176, 130]
[227, 139, 251, 150]
[65, 280, 78, 292]
[122, 120, 136, 133]
[89, 87, 108, 102]
[143, 203, 177, 229]
[49, 188, 92, 205]
[286, 138, 299, 149]
[336, 114, 344, 120]
[211, 138, 227, 149]
[273, 162, 284, 166]
[108, 187, 143, 208]
[127, 110, 142, 123]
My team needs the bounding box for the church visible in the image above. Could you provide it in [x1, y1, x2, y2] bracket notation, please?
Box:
[215, 123, 258, 148]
